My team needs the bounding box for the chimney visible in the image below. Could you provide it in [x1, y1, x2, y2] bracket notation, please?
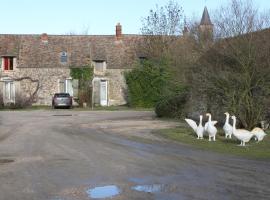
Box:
[41, 33, 48, 43]
[115, 23, 122, 40]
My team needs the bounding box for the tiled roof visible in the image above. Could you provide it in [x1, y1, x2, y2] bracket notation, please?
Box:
[0, 34, 142, 69]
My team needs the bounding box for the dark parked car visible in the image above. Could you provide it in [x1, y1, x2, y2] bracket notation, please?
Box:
[52, 93, 72, 109]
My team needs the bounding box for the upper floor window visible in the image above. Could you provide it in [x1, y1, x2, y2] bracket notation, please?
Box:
[60, 52, 68, 63]
[93, 60, 106, 73]
[2, 57, 14, 70]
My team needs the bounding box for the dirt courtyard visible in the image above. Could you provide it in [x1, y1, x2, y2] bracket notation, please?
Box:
[0, 110, 269, 200]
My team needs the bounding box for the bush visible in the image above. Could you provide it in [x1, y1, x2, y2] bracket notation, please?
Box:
[125, 60, 172, 108]
[155, 91, 189, 118]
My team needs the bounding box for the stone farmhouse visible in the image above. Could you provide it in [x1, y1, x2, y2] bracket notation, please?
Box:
[0, 8, 212, 107]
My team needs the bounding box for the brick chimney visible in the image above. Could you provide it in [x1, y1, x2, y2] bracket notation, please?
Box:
[41, 33, 48, 43]
[115, 23, 122, 40]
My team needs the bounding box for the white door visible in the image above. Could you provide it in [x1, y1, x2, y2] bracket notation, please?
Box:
[4, 81, 15, 103]
[100, 80, 108, 106]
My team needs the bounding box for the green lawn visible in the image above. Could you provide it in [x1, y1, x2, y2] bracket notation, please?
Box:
[154, 124, 270, 160]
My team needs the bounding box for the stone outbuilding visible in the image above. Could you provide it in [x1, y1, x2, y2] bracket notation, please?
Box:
[0, 23, 142, 106]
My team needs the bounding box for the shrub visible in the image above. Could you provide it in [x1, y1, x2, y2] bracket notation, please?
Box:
[125, 60, 172, 108]
[155, 90, 189, 118]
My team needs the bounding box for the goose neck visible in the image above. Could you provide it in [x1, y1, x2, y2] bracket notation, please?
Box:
[232, 117, 236, 131]
[225, 114, 229, 124]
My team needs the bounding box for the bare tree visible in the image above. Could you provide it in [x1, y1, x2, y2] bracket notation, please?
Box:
[140, 0, 184, 59]
[194, 0, 270, 129]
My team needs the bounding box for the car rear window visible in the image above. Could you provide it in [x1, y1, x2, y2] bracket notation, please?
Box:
[54, 93, 70, 97]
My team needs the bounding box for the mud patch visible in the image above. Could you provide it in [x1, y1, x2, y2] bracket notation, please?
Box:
[0, 158, 14, 164]
[86, 185, 121, 199]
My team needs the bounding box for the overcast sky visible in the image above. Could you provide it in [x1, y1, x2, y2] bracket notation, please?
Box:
[0, 0, 269, 35]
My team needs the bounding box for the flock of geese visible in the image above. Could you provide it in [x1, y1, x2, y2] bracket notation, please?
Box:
[185, 112, 267, 146]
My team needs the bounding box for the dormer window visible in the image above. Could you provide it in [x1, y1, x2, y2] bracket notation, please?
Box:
[2, 56, 15, 71]
[60, 52, 68, 63]
[93, 60, 106, 73]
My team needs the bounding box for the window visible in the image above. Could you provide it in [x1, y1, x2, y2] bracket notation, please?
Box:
[60, 52, 68, 63]
[2, 57, 14, 70]
[94, 60, 106, 73]
[4, 81, 15, 102]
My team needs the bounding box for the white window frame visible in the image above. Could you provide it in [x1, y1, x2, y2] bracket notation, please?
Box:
[1, 57, 16, 71]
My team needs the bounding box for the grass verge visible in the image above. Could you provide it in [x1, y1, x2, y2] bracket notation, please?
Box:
[153, 126, 270, 160]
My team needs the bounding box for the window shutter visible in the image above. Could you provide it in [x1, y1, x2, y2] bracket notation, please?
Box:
[4, 58, 9, 70]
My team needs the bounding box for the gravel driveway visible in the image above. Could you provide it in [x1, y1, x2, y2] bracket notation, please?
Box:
[0, 110, 269, 200]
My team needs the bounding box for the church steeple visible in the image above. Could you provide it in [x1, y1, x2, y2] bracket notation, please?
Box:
[200, 7, 213, 26]
[199, 6, 213, 42]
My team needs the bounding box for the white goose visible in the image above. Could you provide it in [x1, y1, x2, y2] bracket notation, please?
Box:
[205, 113, 217, 141]
[251, 127, 267, 142]
[185, 115, 204, 139]
[223, 112, 233, 139]
[231, 116, 254, 146]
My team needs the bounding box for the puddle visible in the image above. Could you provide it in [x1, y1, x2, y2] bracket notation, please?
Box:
[0, 158, 14, 164]
[131, 184, 165, 193]
[52, 114, 72, 117]
[86, 185, 121, 199]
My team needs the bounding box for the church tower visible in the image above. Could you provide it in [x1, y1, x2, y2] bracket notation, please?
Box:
[199, 7, 213, 42]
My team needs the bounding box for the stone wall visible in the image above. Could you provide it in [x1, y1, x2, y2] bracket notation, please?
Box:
[0, 67, 70, 105]
[106, 69, 129, 106]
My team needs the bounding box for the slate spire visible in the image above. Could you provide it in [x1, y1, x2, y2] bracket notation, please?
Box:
[200, 6, 212, 26]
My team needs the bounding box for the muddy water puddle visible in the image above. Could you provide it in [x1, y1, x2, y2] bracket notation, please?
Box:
[86, 185, 121, 199]
[131, 184, 165, 193]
